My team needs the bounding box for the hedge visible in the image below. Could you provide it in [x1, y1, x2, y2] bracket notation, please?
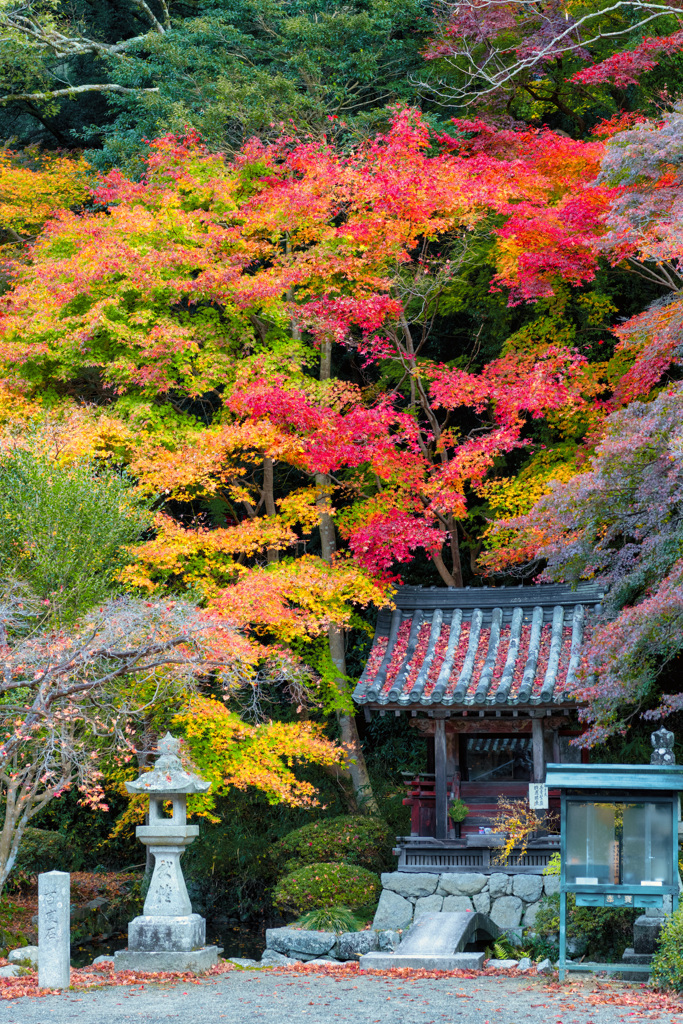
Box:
[651, 908, 683, 991]
[272, 862, 380, 914]
[278, 815, 392, 874]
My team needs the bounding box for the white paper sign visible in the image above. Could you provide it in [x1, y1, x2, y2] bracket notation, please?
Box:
[529, 783, 549, 809]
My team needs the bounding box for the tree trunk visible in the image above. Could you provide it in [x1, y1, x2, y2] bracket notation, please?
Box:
[262, 456, 279, 564]
[432, 548, 459, 588]
[317, 339, 378, 814]
[447, 515, 464, 588]
[431, 519, 463, 587]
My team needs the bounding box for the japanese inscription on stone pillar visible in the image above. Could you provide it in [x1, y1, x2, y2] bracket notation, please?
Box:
[38, 871, 70, 989]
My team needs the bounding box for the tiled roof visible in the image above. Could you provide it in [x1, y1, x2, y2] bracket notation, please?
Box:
[353, 583, 603, 709]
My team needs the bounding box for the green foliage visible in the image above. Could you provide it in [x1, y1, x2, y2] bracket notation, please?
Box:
[272, 862, 380, 914]
[34, 785, 140, 873]
[90, 0, 438, 172]
[543, 852, 561, 875]
[362, 713, 427, 835]
[0, 451, 150, 622]
[448, 798, 469, 823]
[296, 906, 363, 933]
[13, 827, 73, 876]
[534, 892, 637, 961]
[491, 935, 531, 960]
[0, 896, 32, 955]
[175, 777, 350, 924]
[278, 815, 393, 874]
[650, 907, 683, 991]
[0, 1, 438, 170]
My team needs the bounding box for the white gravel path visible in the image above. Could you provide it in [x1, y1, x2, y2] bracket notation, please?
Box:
[0, 970, 682, 1024]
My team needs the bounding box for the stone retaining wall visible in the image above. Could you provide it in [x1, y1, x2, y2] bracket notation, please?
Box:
[372, 871, 558, 938]
[261, 926, 398, 965]
[260, 870, 557, 964]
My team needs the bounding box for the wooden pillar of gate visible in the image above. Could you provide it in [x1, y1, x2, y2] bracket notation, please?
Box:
[434, 717, 448, 841]
[532, 714, 545, 783]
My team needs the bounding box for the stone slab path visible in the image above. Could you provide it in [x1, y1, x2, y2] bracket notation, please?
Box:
[0, 971, 682, 1024]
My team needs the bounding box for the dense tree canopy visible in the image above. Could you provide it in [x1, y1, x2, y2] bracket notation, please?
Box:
[0, 0, 681, 889]
[0, 1, 436, 170]
[426, 0, 683, 131]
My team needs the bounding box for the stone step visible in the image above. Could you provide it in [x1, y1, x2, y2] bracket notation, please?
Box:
[360, 951, 485, 971]
[359, 912, 500, 973]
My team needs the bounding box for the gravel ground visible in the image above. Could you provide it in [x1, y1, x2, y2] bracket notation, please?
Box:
[1, 970, 683, 1024]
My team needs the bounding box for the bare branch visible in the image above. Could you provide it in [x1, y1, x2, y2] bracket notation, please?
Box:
[130, 0, 167, 35]
[158, 0, 171, 30]
[0, 14, 157, 58]
[0, 84, 160, 106]
[424, 0, 683, 105]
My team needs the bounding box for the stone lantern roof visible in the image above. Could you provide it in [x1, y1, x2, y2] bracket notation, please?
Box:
[125, 733, 211, 796]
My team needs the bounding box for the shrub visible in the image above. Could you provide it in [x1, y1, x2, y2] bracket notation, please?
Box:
[14, 828, 73, 875]
[297, 907, 363, 933]
[278, 815, 392, 874]
[6, 828, 75, 889]
[448, 798, 469, 823]
[544, 851, 561, 875]
[534, 892, 636, 961]
[0, 451, 150, 622]
[651, 908, 683, 991]
[273, 862, 380, 914]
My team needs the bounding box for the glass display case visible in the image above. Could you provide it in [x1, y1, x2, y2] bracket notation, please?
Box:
[565, 800, 673, 887]
[545, 759, 683, 982]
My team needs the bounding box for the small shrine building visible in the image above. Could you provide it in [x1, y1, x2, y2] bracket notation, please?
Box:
[353, 582, 603, 873]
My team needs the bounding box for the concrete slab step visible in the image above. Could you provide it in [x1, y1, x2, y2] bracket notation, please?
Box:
[359, 912, 500, 973]
[359, 951, 485, 971]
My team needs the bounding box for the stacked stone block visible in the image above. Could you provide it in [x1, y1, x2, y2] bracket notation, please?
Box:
[261, 927, 384, 964]
[373, 871, 556, 938]
[261, 870, 556, 965]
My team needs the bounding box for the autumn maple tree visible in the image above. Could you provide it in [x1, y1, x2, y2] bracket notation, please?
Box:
[483, 385, 683, 744]
[0, 590, 235, 891]
[1, 101, 681, 804]
[0, 113, 607, 583]
[425, 0, 683, 128]
[0, 146, 89, 256]
[0, 114, 610, 808]
[479, 104, 683, 743]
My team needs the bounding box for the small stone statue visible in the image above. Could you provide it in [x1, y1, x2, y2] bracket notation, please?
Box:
[650, 727, 676, 765]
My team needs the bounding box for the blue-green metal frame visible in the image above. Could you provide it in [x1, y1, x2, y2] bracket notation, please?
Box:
[545, 763, 683, 983]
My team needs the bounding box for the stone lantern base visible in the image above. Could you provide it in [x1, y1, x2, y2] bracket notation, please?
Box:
[114, 945, 221, 973]
[113, 913, 222, 973]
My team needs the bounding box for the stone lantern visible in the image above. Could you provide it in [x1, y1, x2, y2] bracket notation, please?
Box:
[114, 733, 222, 972]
